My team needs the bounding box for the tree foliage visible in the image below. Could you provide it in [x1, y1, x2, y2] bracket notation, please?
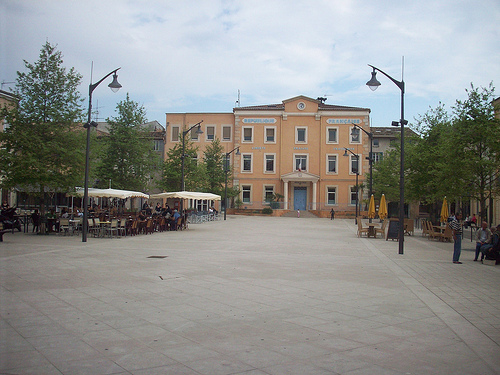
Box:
[0, 41, 85, 206]
[372, 83, 500, 222]
[94, 93, 160, 192]
[160, 139, 203, 192]
[202, 138, 225, 195]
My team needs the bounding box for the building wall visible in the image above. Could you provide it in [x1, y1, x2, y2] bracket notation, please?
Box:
[165, 96, 371, 214]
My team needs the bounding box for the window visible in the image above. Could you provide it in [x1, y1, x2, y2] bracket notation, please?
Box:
[327, 187, 337, 205]
[265, 154, 275, 173]
[350, 126, 361, 144]
[326, 127, 338, 143]
[296, 127, 307, 143]
[372, 152, 383, 163]
[373, 139, 379, 148]
[264, 127, 276, 143]
[264, 185, 274, 202]
[350, 187, 358, 205]
[243, 127, 253, 142]
[171, 126, 180, 142]
[242, 154, 252, 172]
[327, 155, 337, 173]
[153, 139, 162, 151]
[206, 125, 215, 141]
[222, 126, 232, 141]
[190, 126, 200, 141]
[295, 155, 307, 171]
[350, 155, 360, 174]
[242, 185, 251, 203]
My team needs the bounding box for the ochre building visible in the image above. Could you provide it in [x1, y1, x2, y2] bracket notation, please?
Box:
[165, 95, 371, 217]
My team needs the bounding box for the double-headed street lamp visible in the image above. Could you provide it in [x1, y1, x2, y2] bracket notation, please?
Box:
[181, 121, 203, 191]
[343, 148, 360, 224]
[224, 146, 240, 220]
[351, 124, 374, 222]
[82, 68, 122, 242]
[366, 63, 406, 254]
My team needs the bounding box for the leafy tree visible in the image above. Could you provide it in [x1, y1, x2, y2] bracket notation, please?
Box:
[202, 138, 225, 195]
[450, 83, 500, 221]
[405, 104, 454, 203]
[161, 139, 203, 192]
[0, 41, 85, 211]
[94, 93, 160, 192]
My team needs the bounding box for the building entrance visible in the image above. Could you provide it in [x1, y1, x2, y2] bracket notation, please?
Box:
[294, 187, 307, 211]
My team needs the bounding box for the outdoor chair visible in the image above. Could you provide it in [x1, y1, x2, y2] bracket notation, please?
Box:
[88, 218, 99, 237]
[375, 219, 388, 238]
[422, 220, 430, 237]
[106, 219, 119, 238]
[58, 218, 71, 236]
[118, 220, 126, 236]
[357, 219, 369, 237]
[404, 219, 414, 236]
[441, 225, 453, 242]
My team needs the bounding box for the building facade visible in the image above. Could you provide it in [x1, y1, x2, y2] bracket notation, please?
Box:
[165, 96, 371, 216]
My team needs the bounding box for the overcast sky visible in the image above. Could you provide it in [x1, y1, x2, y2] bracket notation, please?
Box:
[1, 0, 499, 128]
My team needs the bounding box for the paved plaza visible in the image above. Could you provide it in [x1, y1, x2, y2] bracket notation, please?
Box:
[0, 216, 499, 375]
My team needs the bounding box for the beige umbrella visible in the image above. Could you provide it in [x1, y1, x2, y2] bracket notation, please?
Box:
[368, 194, 376, 219]
[378, 194, 388, 220]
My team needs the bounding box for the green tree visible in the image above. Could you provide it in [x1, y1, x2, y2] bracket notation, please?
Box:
[0, 41, 85, 211]
[161, 139, 203, 192]
[95, 94, 160, 192]
[451, 83, 500, 221]
[202, 138, 225, 195]
[405, 104, 454, 203]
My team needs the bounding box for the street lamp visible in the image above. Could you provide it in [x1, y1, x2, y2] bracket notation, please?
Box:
[366, 62, 406, 254]
[343, 148, 360, 224]
[82, 67, 122, 242]
[224, 146, 240, 220]
[351, 124, 374, 222]
[181, 121, 203, 191]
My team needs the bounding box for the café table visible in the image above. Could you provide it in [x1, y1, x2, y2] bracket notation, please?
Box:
[367, 223, 379, 238]
[96, 220, 111, 237]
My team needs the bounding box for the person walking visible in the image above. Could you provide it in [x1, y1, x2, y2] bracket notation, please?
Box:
[449, 212, 463, 264]
[330, 209, 335, 220]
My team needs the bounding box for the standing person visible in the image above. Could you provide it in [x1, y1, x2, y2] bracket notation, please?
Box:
[330, 208, 335, 220]
[297, 209, 300, 218]
[474, 221, 492, 262]
[449, 212, 463, 264]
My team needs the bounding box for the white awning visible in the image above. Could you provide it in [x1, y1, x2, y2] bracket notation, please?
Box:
[149, 191, 221, 201]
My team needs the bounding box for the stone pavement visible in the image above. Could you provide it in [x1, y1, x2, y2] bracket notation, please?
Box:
[0, 216, 499, 375]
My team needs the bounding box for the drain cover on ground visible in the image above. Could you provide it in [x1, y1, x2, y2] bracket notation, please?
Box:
[147, 256, 168, 259]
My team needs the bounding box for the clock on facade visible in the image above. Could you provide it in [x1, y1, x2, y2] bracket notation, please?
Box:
[297, 102, 306, 110]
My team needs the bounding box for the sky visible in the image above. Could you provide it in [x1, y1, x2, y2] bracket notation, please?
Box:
[1, 0, 499, 129]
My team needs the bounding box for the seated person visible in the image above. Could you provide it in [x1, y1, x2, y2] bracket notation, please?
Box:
[1, 200, 9, 211]
[474, 221, 492, 261]
[61, 208, 70, 218]
[155, 203, 162, 214]
[482, 224, 500, 262]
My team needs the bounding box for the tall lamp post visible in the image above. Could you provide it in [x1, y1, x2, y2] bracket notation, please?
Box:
[224, 146, 240, 220]
[343, 148, 360, 224]
[351, 124, 374, 222]
[366, 62, 406, 254]
[82, 68, 122, 242]
[180, 121, 203, 191]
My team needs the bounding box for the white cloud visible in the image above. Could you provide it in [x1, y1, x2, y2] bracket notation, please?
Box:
[1, 0, 499, 126]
